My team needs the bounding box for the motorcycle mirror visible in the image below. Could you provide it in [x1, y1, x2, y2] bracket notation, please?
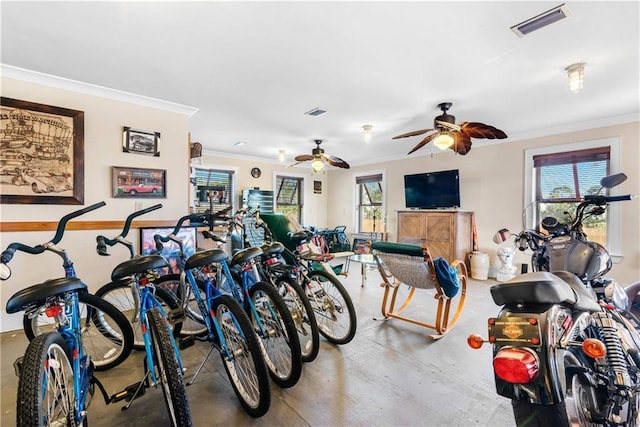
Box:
[0, 263, 11, 280]
[493, 228, 511, 244]
[600, 173, 627, 189]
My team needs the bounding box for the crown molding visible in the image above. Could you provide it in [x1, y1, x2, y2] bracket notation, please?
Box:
[1, 64, 199, 117]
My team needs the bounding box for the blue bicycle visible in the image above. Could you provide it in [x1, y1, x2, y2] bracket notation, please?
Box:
[0, 202, 134, 426]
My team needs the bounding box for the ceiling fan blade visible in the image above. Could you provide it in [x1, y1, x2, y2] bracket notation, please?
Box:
[392, 128, 433, 139]
[294, 154, 314, 162]
[407, 132, 437, 155]
[460, 122, 508, 139]
[321, 153, 350, 169]
[451, 132, 472, 155]
[435, 120, 461, 132]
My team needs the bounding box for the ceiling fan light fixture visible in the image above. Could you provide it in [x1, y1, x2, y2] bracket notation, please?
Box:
[566, 62, 585, 93]
[433, 132, 455, 150]
[362, 124, 373, 143]
[311, 158, 325, 172]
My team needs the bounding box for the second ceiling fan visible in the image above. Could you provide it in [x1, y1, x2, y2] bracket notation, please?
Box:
[293, 140, 350, 172]
[393, 102, 507, 155]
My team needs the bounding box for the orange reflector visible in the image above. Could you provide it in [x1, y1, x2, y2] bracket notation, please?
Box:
[493, 348, 539, 384]
[467, 334, 484, 349]
[582, 338, 607, 359]
[45, 305, 63, 318]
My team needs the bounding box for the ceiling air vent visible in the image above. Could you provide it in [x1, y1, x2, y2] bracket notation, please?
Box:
[305, 107, 327, 117]
[511, 4, 571, 37]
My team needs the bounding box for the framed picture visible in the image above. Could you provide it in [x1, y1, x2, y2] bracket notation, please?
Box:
[0, 97, 84, 205]
[140, 226, 198, 276]
[122, 126, 160, 156]
[112, 166, 166, 198]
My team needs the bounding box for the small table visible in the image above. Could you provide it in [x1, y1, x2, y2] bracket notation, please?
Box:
[347, 254, 377, 287]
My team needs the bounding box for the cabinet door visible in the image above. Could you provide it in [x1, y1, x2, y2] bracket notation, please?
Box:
[425, 213, 453, 261]
[397, 212, 426, 246]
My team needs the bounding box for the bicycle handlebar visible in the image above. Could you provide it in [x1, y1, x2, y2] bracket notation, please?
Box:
[96, 204, 163, 256]
[2, 201, 106, 264]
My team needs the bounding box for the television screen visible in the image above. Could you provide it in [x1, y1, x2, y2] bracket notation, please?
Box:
[404, 169, 460, 209]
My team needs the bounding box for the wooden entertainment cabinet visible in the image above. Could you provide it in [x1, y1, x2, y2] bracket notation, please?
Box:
[397, 210, 474, 263]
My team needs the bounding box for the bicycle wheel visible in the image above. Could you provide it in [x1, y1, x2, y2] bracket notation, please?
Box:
[147, 307, 192, 427]
[275, 276, 320, 363]
[17, 332, 79, 426]
[248, 281, 302, 388]
[154, 274, 208, 338]
[305, 269, 357, 345]
[23, 293, 134, 371]
[213, 294, 270, 418]
[95, 281, 182, 350]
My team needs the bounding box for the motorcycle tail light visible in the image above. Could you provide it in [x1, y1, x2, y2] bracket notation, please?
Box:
[493, 347, 539, 384]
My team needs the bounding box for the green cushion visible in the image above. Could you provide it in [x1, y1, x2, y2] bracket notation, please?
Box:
[259, 213, 296, 251]
[371, 241, 424, 257]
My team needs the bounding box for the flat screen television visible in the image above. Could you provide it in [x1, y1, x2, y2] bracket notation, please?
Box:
[404, 169, 460, 209]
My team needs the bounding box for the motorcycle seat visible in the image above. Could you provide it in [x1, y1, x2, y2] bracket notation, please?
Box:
[490, 271, 601, 312]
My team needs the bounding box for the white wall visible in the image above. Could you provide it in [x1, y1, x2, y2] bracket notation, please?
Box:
[0, 77, 192, 331]
[327, 122, 640, 285]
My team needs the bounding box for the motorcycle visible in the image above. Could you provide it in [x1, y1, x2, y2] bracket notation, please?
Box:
[468, 173, 640, 426]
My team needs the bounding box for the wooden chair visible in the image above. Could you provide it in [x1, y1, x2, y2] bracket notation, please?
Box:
[370, 241, 467, 339]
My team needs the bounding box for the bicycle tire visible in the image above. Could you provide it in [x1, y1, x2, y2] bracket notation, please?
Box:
[248, 281, 302, 388]
[147, 307, 192, 427]
[23, 292, 134, 371]
[213, 294, 271, 418]
[305, 269, 357, 345]
[17, 332, 79, 426]
[275, 276, 320, 363]
[95, 281, 183, 350]
[154, 274, 208, 338]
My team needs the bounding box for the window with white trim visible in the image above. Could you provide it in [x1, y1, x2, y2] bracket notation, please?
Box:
[275, 175, 303, 223]
[356, 173, 383, 233]
[525, 137, 621, 258]
[192, 167, 236, 214]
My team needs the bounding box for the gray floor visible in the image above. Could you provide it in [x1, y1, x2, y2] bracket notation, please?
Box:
[0, 268, 515, 426]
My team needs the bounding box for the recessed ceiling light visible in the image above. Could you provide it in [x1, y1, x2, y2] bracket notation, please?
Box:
[305, 107, 327, 117]
[233, 141, 247, 147]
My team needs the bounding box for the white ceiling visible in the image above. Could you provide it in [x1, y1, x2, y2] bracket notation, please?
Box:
[2, 1, 639, 168]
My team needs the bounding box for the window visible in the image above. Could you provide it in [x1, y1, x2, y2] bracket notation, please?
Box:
[192, 167, 235, 214]
[356, 173, 383, 233]
[275, 175, 303, 223]
[525, 137, 621, 257]
[533, 147, 609, 245]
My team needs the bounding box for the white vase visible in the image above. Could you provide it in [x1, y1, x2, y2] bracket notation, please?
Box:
[469, 251, 489, 280]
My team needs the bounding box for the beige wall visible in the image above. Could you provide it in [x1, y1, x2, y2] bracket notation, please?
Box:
[1, 77, 192, 331]
[327, 122, 640, 285]
[197, 154, 329, 227]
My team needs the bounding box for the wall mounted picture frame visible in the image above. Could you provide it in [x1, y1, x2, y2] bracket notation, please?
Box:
[0, 97, 84, 205]
[122, 126, 160, 156]
[112, 166, 166, 198]
[140, 226, 198, 276]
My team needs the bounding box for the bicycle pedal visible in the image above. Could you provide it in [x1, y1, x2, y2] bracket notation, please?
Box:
[13, 357, 23, 377]
[167, 308, 185, 325]
[110, 381, 145, 403]
[179, 335, 195, 349]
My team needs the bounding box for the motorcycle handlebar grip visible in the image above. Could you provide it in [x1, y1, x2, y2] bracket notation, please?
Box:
[605, 194, 632, 202]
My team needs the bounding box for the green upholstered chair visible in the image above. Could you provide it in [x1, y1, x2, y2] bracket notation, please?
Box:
[370, 241, 467, 339]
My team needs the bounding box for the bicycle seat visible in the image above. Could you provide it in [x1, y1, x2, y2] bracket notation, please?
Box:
[289, 230, 313, 246]
[184, 248, 228, 270]
[261, 242, 285, 257]
[6, 277, 87, 314]
[230, 246, 263, 266]
[111, 255, 168, 281]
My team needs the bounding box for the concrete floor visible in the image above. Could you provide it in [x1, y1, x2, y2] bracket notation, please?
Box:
[0, 269, 515, 426]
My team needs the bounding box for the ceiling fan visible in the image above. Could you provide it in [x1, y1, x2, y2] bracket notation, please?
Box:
[292, 140, 350, 172]
[392, 102, 507, 155]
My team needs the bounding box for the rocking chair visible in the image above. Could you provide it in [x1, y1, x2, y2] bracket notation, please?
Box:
[370, 241, 467, 339]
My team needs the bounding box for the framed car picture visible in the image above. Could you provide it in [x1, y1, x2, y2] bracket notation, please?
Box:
[112, 166, 166, 198]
